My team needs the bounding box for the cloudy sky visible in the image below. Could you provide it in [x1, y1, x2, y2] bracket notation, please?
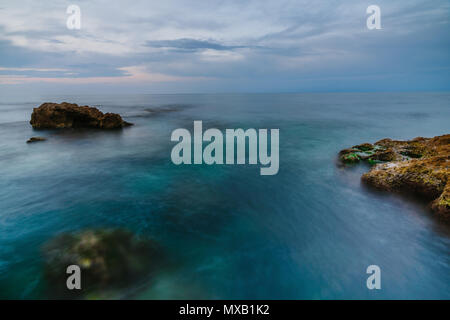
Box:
[0, 0, 449, 93]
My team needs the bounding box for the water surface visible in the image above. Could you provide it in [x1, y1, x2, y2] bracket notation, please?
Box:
[0, 93, 449, 299]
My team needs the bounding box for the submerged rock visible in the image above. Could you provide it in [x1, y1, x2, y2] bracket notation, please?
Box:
[42, 229, 160, 297]
[339, 134, 449, 220]
[30, 102, 133, 129]
[26, 136, 47, 143]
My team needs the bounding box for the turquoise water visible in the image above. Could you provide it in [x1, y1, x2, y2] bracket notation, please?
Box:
[0, 93, 449, 299]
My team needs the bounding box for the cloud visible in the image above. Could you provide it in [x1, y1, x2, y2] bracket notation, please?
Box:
[0, 65, 208, 85]
[0, 0, 448, 91]
[145, 38, 244, 51]
[0, 67, 68, 72]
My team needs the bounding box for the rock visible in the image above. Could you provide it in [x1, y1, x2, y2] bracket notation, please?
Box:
[42, 229, 161, 297]
[370, 148, 400, 162]
[30, 102, 133, 129]
[353, 143, 374, 152]
[339, 134, 449, 220]
[26, 137, 47, 143]
[339, 143, 377, 164]
[338, 148, 358, 163]
[431, 183, 450, 218]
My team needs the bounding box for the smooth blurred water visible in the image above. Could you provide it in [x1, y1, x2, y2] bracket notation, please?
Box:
[0, 92, 449, 299]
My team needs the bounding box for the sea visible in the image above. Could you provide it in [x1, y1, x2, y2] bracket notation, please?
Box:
[0, 92, 449, 299]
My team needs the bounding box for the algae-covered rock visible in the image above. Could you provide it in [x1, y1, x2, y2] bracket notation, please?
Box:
[339, 150, 361, 163]
[30, 102, 133, 129]
[431, 183, 450, 218]
[353, 143, 374, 152]
[339, 134, 449, 220]
[339, 143, 375, 164]
[370, 148, 400, 162]
[339, 141, 405, 164]
[42, 229, 161, 297]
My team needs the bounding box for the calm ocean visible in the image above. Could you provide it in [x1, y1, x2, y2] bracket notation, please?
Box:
[0, 92, 449, 299]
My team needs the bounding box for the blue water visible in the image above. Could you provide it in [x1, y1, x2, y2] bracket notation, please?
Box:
[0, 93, 449, 299]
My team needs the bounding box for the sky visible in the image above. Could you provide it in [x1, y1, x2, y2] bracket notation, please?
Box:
[0, 0, 449, 94]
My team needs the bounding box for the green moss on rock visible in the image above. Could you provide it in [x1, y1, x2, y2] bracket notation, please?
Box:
[353, 143, 374, 152]
[341, 153, 361, 163]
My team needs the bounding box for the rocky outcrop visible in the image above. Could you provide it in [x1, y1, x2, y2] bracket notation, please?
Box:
[42, 229, 161, 297]
[26, 137, 47, 143]
[30, 102, 133, 129]
[339, 134, 449, 220]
